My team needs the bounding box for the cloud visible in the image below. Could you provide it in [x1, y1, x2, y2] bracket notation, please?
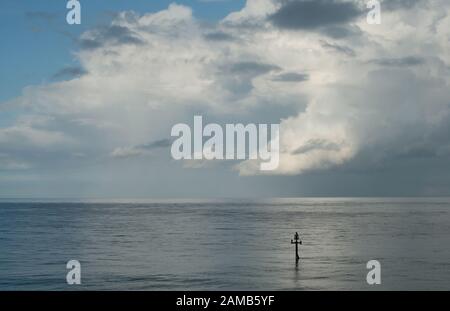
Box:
[217, 61, 282, 97]
[380, 0, 424, 10]
[272, 72, 309, 82]
[0, 126, 70, 147]
[111, 139, 172, 159]
[368, 56, 425, 67]
[3, 1, 450, 196]
[292, 138, 342, 154]
[204, 31, 235, 41]
[110, 147, 144, 158]
[79, 25, 144, 50]
[53, 66, 88, 79]
[319, 25, 362, 38]
[222, 0, 277, 27]
[225, 61, 280, 75]
[320, 40, 356, 56]
[269, 0, 363, 30]
[140, 139, 173, 150]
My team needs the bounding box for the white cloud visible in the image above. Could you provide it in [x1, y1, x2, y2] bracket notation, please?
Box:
[110, 147, 145, 158]
[0, 125, 70, 147]
[2, 0, 450, 180]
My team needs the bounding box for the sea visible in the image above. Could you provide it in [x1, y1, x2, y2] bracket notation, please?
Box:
[0, 198, 449, 290]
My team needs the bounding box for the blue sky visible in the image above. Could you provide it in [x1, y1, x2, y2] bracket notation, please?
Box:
[0, 0, 245, 103]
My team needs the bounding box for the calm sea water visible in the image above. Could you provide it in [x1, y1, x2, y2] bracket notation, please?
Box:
[0, 198, 449, 290]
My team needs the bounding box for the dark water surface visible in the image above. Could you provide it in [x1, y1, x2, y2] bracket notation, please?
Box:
[1, 198, 449, 290]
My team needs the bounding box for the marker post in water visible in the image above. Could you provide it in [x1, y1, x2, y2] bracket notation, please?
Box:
[291, 232, 302, 263]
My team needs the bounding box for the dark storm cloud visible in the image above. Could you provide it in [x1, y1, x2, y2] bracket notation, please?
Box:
[204, 31, 235, 41]
[320, 25, 362, 39]
[53, 66, 88, 79]
[227, 61, 281, 75]
[79, 39, 103, 50]
[272, 72, 309, 82]
[269, 0, 363, 30]
[369, 56, 425, 67]
[79, 25, 144, 50]
[381, 0, 424, 10]
[218, 61, 281, 97]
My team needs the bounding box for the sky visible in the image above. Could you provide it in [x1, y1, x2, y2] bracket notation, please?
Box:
[0, 0, 450, 198]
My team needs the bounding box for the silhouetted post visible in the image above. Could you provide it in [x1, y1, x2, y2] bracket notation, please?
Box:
[291, 232, 302, 262]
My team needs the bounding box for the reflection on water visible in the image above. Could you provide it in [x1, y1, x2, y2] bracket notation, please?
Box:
[0, 198, 450, 290]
